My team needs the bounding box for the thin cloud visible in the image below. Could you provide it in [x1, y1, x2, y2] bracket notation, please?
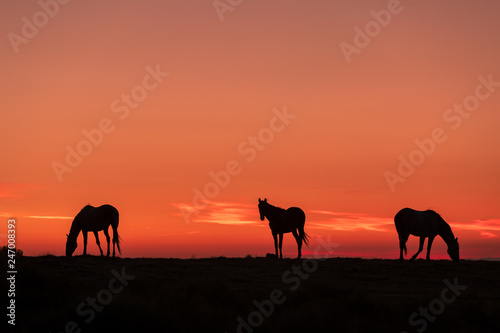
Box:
[0, 213, 73, 220]
[27, 215, 73, 220]
[173, 202, 393, 231]
[309, 210, 394, 232]
[173, 202, 500, 238]
[310, 209, 356, 216]
[480, 231, 498, 239]
[452, 219, 500, 238]
[473, 219, 500, 231]
[172, 201, 260, 226]
[159, 230, 201, 236]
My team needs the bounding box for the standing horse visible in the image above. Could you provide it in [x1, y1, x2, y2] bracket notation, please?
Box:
[394, 208, 459, 262]
[66, 204, 121, 257]
[258, 198, 309, 259]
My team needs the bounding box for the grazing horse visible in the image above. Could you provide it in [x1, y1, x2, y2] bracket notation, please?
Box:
[66, 204, 121, 257]
[394, 208, 459, 262]
[258, 198, 309, 259]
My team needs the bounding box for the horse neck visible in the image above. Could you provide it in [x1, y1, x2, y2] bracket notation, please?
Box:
[265, 204, 285, 221]
[69, 218, 82, 239]
[438, 223, 455, 247]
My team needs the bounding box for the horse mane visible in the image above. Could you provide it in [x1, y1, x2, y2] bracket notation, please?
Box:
[70, 205, 93, 230]
[426, 209, 455, 239]
[263, 202, 286, 219]
[77, 204, 93, 215]
[266, 202, 283, 210]
[425, 209, 445, 222]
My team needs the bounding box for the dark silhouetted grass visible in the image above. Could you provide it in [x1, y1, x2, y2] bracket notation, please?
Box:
[9, 256, 500, 333]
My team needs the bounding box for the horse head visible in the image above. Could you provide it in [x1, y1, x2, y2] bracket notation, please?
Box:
[258, 198, 268, 221]
[66, 233, 77, 257]
[447, 237, 460, 263]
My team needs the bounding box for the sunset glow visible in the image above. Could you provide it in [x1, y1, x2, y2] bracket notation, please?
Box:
[1, 0, 499, 259]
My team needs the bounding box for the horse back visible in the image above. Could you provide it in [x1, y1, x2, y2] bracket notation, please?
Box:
[394, 208, 440, 237]
[270, 207, 305, 233]
[82, 205, 119, 232]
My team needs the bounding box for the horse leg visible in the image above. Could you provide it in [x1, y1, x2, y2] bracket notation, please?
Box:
[93, 231, 104, 256]
[103, 228, 111, 257]
[292, 229, 301, 259]
[272, 233, 278, 258]
[426, 236, 435, 261]
[399, 234, 409, 261]
[82, 231, 88, 255]
[410, 236, 426, 261]
[278, 233, 283, 259]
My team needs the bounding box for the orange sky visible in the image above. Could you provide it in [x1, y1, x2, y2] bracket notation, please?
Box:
[1, 0, 499, 259]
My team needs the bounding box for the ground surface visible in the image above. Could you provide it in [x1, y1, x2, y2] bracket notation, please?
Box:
[4, 256, 500, 333]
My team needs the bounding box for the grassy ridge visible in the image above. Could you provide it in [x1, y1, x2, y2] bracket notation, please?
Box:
[7, 256, 500, 333]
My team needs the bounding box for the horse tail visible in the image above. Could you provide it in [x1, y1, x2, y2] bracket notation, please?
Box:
[300, 208, 308, 247]
[115, 229, 122, 254]
[113, 208, 122, 254]
[300, 230, 309, 247]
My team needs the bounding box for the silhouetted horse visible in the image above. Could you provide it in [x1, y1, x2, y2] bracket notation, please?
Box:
[394, 208, 459, 262]
[66, 204, 121, 257]
[258, 198, 309, 259]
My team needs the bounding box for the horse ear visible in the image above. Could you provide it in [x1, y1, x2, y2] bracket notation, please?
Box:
[258, 198, 261, 203]
[456, 237, 458, 242]
[264, 198, 267, 202]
